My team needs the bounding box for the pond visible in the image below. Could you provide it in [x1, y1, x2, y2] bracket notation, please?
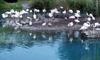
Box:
[0, 28, 99, 60]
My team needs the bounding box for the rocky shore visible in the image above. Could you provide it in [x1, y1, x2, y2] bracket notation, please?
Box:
[2, 8, 100, 38]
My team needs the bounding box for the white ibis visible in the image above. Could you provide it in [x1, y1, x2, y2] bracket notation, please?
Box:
[30, 10, 32, 13]
[5, 11, 11, 14]
[92, 16, 95, 20]
[75, 10, 81, 18]
[34, 9, 38, 12]
[60, 6, 64, 9]
[54, 8, 60, 13]
[42, 22, 47, 26]
[83, 22, 91, 27]
[74, 19, 80, 23]
[48, 22, 52, 26]
[68, 9, 73, 13]
[68, 22, 74, 27]
[10, 9, 15, 13]
[62, 10, 66, 14]
[69, 15, 75, 19]
[33, 13, 37, 20]
[20, 10, 28, 14]
[96, 28, 100, 30]
[75, 13, 81, 18]
[19, 15, 23, 18]
[26, 9, 29, 12]
[43, 9, 46, 13]
[76, 10, 80, 13]
[89, 13, 95, 20]
[93, 22, 100, 27]
[48, 13, 53, 18]
[87, 17, 91, 21]
[80, 22, 91, 30]
[2, 13, 8, 18]
[29, 21, 32, 26]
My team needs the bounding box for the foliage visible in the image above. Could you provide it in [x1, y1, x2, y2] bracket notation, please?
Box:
[0, 0, 100, 16]
[0, 0, 22, 10]
[30, 0, 55, 10]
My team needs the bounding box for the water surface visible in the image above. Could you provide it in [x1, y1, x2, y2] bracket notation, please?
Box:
[0, 28, 99, 60]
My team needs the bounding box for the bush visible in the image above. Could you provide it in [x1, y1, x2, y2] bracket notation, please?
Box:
[31, 0, 54, 10]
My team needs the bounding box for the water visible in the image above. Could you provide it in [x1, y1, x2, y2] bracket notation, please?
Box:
[0, 28, 100, 60]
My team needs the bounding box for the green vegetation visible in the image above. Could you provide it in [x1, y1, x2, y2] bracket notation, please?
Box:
[0, 0, 100, 16]
[0, 0, 22, 10]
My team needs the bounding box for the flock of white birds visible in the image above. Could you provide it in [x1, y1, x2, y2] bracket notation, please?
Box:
[1, 6, 100, 30]
[1, 6, 94, 50]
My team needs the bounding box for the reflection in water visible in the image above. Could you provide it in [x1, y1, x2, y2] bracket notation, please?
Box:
[0, 29, 100, 60]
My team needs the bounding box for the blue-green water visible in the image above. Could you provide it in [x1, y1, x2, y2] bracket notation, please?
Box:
[0, 29, 100, 60]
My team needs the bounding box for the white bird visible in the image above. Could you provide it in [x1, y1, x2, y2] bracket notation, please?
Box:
[94, 22, 100, 27]
[92, 16, 95, 20]
[62, 10, 66, 14]
[48, 13, 53, 18]
[2, 13, 8, 18]
[87, 17, 91, 21]
[26, 9, 29, 12]
[16, 21, 22, 26]
[89, 13, 95, 20]
[34, 9, 40, 13]
[55, 8, 60, 13]
[29, 21, 32, 26]
[96, 28, 100, 30]
[30, 10, 32, 13]
[51, 8, 59, 13]
[80, 26, 88, 30]
[69, 16, 75, 19]
[19, 15, 23, 18]
[68, 22, 74, 27]
[27, 17, 32, 20]
[43, 9, 46, 13]
[80, 22, 91, 30]
[60, 6, 63, 9]
[42, 22, 46, 26]
[83, 22, 91, 27]
[89, 13, 93, 17]
[10, 9, 15, 13]
[76, 10, 80, 13]
[74, 19, 80, 23]
[48, 22, 52, 26]
[33, 13, 37, 19]
[5, 11, 11, 14]
[68, 9, 73, 13]
[75, 13, 81, 18]
[20, 10, 28, 14]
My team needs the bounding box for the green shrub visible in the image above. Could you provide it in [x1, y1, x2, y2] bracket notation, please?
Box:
[31, 0, 55, 10]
